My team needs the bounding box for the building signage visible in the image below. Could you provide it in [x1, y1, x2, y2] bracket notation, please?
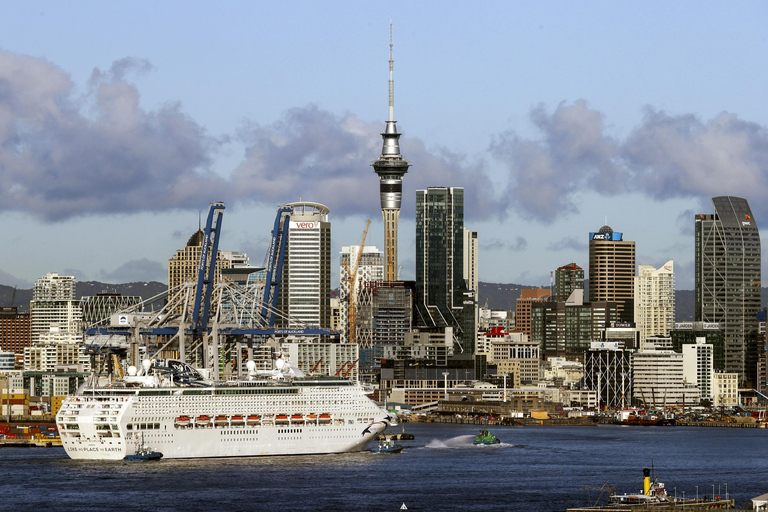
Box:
[589, 232, 623, 241]
[674, 322, 720, 331]
[590, 341, 620, 350]
[703, 323, 720, 330]
[292, 221, 317, 229]
[675, 322, 693, 330]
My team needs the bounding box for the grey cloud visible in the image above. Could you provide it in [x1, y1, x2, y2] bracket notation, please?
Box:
[0, 50, 227, 221]
[481, 236, 527, 252]
[546, 236, 584, 252]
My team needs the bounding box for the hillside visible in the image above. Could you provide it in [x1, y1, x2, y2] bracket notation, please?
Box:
[0, 281, 167, 312]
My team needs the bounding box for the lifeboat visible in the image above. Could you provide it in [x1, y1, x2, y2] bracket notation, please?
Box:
[318, 413, 332, 423]
[306, 413, 318, 421]
[175, 415, 191, 427]
[246, 415, 261, 426]
[230, 415, 245, 426]
[214, 415, 229, 427]
[275, 414, 289, 424]
[195, 415, 211, 427]
[291, 414, 305, 424]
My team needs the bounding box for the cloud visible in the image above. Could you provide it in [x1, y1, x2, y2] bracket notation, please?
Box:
[546, 236, 585, 252]
[0, 50, 227, 221]
[99, 258, 167, 283]
[482, 236, 527, 252]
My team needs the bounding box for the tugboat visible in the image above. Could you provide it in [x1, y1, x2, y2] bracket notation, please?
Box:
[371, 436, 403, 454]
[124, 434, 163, 462]
[473, 427, 501, 445]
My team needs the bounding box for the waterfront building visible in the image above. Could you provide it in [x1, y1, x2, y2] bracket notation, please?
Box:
[540, 357, 584, 388]
[339, 246, 384, 344]
[670, 322, 725, 371]
[682, 340, 714, 402]
[277, 202, 331, 329]
[280, 342, 359, 382]
[415, 186, 475, 354]
[584, 341, 633, 409]
[0, 307, 30, 355]
[29, 273, 82, 345]
[588, 225, 635, 323]
[554, 263, 584, 303]
[531, 289, 619, 358]
[632, 345, 699, 407]
[712, 372, 739, 406]
[515, 288, 550, 339]
[372, 25, 410, 283]
[477, 327, 539, 386]
[602, 324, 641, 350]
[23, 343, 89, 372]
[695, 196, 761, 386]
[634, 260, 675, 343]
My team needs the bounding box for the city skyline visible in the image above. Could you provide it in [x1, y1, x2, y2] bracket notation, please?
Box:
[1, 3, 768, 290]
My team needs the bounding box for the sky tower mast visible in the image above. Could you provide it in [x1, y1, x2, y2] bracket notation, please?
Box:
[372, 22, 410, 282]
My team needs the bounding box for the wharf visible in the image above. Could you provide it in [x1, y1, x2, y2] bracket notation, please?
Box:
[426, 414, 596, 427]
[567, 499, 736, 511]
[0, 437, 62, 448]
[376, 432, 415, 441]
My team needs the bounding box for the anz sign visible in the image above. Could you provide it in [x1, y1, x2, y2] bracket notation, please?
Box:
[590, 232, 623, 241]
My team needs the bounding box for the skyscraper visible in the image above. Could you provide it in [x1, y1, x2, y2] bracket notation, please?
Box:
[554, 263, 584, 302]
[634, 260, 675, 343]
[29, 273, 82, 345]
[415, 186, 474, 353]
[339, 245, 384, 344]
[278, 201, 331, 329]
[588, 225, 635, 323]
[695, 196, 761, 385]
[372, 24, 410, 282]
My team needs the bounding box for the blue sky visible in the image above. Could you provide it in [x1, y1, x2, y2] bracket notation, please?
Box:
[1, 1, 767, 290]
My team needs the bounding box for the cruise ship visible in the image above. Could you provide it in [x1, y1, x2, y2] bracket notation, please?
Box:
[56, 357, 394, 460]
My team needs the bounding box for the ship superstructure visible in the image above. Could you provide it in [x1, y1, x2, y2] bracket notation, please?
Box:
[57, 357, 393, 460]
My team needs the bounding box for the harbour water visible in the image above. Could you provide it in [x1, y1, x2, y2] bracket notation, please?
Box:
[1, 423, 765, 512]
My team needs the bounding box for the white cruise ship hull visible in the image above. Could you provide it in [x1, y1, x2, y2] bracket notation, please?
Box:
[57, 380, 391, 460]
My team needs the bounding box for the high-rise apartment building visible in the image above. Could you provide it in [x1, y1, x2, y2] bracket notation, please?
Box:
[463, 228, 479, 300]
[415, 187, 475, 353]
[372, 25, 410, 282]
[0, 307, 30, 354]
[277, 202, 331, 329]
[634, 260, 675, 343]
[29, 273, 82, 345]
[554, 263, 584, 302]
[339, 245, 384, 343]
[589, 225, 635, 323]
[695, 196, 761, 385]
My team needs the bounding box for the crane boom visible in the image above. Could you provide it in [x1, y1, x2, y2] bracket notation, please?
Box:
[348, 220, 370, 343]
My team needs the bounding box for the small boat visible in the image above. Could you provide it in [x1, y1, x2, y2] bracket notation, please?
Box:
[291, 414, 304, 424]
[230, 415, 245, 426]
[214, 415, 228, 427]
[246, 415, 261, 426]
[195, 415, 211, 427]
[473, 428, 501, 445]
[318, 413, 332, 423]
[306, 413, 318, 422]
[275, 414, 289, 424]
[371, 437, 403, 454]
[125, 434, 163, 462]
[174, 415, 191, 427]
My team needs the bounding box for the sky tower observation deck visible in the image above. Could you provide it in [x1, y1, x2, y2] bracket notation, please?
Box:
[372, 23, 410, 282]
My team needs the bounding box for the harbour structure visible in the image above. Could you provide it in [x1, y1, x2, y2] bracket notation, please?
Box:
[372, 23, 410, 282]
[634, 261, 675, 344]
[588, 225, 636, 324]
[415, 186, 475, 354]
[276, 202, 331, 330]
[81, 293, 143, 326]
[695, 196, 761, 386]
[584, 341, 633, 409]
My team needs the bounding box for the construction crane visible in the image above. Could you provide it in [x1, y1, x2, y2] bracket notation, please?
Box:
[345, 220, 370, 343]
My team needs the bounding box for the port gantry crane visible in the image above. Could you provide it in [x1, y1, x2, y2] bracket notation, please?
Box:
[85, 202, 333, 377]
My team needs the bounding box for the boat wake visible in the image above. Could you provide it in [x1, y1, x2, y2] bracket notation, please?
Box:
[422, 435, 513, 449]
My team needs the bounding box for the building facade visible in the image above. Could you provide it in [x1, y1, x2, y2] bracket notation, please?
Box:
[339, 246, 384, 344]
[695, 196, 761, 385]
[634, 260, 675, 343]
[415, 187, 475, 353]
[0, 307, 30, 355]
[584, 342, 633, 409]
[29, 273, 82, 345]
[554, 263, 584, 303]
[682, 340, 714, 402]
[588, 226, 635, 323]
[277, 202, 331, 329]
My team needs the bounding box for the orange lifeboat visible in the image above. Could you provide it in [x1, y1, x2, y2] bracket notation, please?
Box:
[175, 415, 191, 427]
[318, 413, 331, 423]
[306, 413, 318, 421]
[214, 415, 229, 427]
[291, 414, 305, 424]
[246, 415, 261, 426]
[230, 415, 245, 426]
[195, 415, 211, 427]
[275, 414, 289, 423]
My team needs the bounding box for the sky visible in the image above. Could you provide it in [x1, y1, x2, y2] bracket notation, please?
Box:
[1, 1, 768, 291]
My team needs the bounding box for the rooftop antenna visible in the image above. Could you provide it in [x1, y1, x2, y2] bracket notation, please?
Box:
[389, 20, 394, 123]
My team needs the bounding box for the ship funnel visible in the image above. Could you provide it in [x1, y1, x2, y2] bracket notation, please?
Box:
[643, 468, 651, 495]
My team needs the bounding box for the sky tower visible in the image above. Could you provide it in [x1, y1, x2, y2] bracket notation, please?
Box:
[372, 23, 410, 282]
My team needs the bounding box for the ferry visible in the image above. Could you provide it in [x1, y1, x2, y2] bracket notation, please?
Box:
[56, 357, 394, 460]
